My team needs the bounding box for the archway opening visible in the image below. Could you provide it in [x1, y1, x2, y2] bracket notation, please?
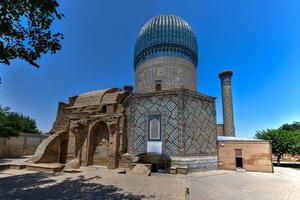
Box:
[59, 136, 69, 164]
[136, 153, 170, 173]
[89, 122, 110, 166]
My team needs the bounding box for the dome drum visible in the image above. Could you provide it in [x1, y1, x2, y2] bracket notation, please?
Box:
[134, 43, 198, 68]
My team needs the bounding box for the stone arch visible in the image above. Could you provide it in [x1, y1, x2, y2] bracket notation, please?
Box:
[68, 127, 89, 163]
[87, 121, 110, 166]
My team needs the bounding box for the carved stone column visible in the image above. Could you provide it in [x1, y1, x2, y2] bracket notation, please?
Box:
[219, 70, 235, 136]
[107, 123, 119, 169]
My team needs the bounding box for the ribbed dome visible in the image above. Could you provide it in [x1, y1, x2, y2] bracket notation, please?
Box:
[134, 15, 198, 70]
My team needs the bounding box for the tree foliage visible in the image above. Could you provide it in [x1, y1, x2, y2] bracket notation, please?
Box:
[280, 121, 300, 131]
[255, 122, 300, 164]
[280, 122, 300, 156]
[0, 0, 64, 67]
[0, 105, 40, 138]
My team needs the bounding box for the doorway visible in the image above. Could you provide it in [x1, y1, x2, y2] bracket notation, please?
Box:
[235, 149, 243, 168]
[137, 153, 169, 173]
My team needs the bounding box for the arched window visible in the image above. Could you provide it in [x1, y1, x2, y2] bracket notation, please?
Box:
[148, 115, 161, 141]
[155, 80, 162, 91]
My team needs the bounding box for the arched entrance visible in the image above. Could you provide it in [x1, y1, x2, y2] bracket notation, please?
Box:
[88, 122, 110, 166]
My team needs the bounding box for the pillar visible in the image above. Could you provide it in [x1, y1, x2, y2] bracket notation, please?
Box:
[219, 70, 235, 136]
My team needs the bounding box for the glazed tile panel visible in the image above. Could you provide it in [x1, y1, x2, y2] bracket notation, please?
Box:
[127, 90, 217, 156]
[128, 94, 180, 155]
[183, 94, 217, 155]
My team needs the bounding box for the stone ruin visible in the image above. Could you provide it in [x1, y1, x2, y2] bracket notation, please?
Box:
[28, 87, 131, 169]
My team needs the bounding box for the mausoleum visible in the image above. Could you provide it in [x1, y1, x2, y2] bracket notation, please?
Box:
[27, 15, 273, 174]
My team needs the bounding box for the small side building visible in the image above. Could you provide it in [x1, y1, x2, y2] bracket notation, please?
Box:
[217, 136, 273, 173]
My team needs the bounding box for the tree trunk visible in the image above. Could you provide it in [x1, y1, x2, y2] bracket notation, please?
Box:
[277, 155, 281, 165]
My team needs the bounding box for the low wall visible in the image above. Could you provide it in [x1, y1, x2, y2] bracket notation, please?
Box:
[0, 133, 48, 158]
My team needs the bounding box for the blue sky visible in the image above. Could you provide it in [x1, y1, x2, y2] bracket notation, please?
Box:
[1, 0, 300, 137]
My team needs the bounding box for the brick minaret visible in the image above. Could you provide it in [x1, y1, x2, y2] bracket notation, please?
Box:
[219, 70, 235, 136]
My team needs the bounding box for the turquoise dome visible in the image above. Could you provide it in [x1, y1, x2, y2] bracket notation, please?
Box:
[134, 15, 198, 70]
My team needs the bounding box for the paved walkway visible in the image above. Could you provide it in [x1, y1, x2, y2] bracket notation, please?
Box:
[0, 166, 186, 200]
[1, 158, 300, 200]
[188, 167, 300, 200]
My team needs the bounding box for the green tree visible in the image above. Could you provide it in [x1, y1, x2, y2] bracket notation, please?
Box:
[0, 106, 40, 138]
[255, 129, 297, 165]
[0, 0, 64, 67]
[280, 122, 300, 155]
[280, 121, 300, 131]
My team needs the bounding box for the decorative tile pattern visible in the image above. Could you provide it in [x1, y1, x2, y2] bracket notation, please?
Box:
[134, 15, 198, 69]
[127, 90, 217, 156]
[183, 93, 217, 155]
[127, 94, 180, 155]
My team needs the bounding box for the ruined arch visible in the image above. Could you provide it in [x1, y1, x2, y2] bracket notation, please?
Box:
[87, 121, 110, 166]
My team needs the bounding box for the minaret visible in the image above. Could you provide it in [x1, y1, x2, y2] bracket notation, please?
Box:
[219, 70, 235, 136]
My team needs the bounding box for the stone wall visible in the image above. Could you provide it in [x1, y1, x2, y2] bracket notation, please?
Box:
[0, 133, 48, 158]
[135, 56, 197, 93]
[217, 140, 273, 173]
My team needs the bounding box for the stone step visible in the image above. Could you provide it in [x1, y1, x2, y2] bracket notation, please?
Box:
[8, 163, 27, 170]
[26, 163, 64, 172]
[169, 166, 188, 175]
[0, 162, 27, 171]
[128, 164, 151, 176]
[0, 164, 10, 171]
[236, 168, 246, 173]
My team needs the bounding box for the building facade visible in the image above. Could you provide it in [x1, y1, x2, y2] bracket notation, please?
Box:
[126, 15, 218, 171]
[28, 14, 273, 173]
[127, 89, 216, 157]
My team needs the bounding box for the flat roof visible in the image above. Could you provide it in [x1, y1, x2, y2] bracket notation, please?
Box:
[217, 136, 264, 142]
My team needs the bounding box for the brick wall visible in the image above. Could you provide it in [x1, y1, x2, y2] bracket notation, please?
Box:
[216, 124, 224, 136]
[135, 56, 197, 92]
